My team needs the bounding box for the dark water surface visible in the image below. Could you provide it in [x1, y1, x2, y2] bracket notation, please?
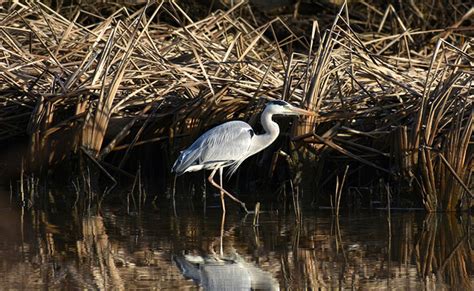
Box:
[0, 189, 472, 290]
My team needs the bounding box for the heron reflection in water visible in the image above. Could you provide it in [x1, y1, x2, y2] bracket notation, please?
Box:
[172, 100, 315, 212]
[174, 249, 279, 291]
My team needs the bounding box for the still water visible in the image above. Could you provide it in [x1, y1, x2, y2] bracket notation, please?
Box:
[0, 194, 472, 290]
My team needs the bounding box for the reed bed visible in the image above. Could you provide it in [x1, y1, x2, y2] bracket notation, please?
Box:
[0, 1, 472, 211]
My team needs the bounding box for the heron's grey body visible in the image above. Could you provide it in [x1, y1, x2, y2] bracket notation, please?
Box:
[171, 100, 314, 212]
[172, 121, 255, 175]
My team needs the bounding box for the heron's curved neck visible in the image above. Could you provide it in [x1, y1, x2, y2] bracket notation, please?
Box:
[249, 109, 279, 155]
[260, 109, 279, 140]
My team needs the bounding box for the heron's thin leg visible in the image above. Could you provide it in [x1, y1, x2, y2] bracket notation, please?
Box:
[222, 190, 249, 213]
[219, 168, 225, 214]
[208, 168, 225, 213]
[208, 169, 249, 213]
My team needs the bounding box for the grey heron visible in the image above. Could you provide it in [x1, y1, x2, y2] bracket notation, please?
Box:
[172, 100, 315, 213]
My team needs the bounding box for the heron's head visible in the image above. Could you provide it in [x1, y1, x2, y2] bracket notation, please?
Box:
[265, 100, 316, 116]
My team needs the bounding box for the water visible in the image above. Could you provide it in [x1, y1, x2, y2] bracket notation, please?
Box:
[0, 191, 472, 290]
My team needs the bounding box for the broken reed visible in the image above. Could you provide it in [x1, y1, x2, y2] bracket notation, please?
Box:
[0, 1, 472, 211]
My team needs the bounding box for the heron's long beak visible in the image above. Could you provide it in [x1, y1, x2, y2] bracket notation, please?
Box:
[289, 105, 316, 116]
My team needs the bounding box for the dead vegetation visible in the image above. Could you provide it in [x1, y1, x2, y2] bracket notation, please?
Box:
[0, 1, 472, 211]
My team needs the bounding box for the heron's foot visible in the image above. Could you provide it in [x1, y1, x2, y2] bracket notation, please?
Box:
[239, 202, 250, 214]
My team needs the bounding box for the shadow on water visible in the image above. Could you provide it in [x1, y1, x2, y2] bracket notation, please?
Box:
[0, 187, 472, 290]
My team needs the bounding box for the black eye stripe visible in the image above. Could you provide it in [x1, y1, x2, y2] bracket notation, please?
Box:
[268, 100, 288, 106]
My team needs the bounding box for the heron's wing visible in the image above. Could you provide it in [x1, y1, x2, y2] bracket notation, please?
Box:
[198, 121, 253, 166]
[172, 121, 254, 174]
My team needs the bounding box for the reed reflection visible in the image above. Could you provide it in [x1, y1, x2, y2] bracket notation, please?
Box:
[415, 214, 472, 289]
[0, 201, 471, 289]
